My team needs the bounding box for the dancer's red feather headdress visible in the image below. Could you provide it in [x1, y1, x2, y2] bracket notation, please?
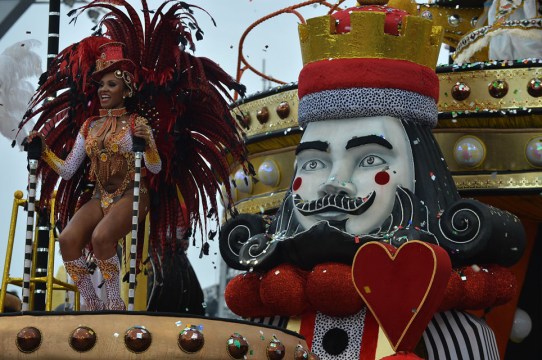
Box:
[19, 1, 250, 262]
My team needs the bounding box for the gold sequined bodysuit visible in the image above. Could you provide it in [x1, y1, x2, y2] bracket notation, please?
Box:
[42, 109, 161, 212]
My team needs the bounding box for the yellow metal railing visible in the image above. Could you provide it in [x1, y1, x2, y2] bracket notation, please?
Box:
[0, 191, 80, 312]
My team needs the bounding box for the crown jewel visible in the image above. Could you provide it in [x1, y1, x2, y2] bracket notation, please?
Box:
[298, 7, 443, 69]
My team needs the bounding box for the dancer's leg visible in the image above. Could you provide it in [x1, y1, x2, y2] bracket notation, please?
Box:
[92, 190, 149, 310]
[64, 256, 105, 310]
[59, 199, 104, 311]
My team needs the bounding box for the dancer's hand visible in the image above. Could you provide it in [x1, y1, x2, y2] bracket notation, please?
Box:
[27, 131, 44, 145]
[25, 131, 44, 158]
[133, 123, 152, 144]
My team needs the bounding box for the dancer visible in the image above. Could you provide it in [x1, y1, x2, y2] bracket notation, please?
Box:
[21, 1, 248, 311]
[28, 42, 160, 310]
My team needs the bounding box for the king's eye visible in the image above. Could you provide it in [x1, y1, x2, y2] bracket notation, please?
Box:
[301, 159, 326, 171]
[359, 155, 386, 167]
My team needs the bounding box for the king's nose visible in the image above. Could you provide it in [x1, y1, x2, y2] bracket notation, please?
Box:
[318, 177, 357, 198]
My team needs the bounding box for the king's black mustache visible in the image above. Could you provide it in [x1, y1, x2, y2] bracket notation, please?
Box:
[293, 192, 375, 215]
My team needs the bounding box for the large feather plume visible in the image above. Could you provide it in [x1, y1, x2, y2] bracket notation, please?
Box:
[19, 1, 250, 266]
[0, 40, 41, 149]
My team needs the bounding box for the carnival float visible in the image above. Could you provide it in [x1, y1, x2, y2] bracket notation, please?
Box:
[0, 0, 541, 359]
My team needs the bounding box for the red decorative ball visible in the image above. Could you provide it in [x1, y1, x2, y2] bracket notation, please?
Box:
[225, 272, 273, 318]
[16, 327, 42, 353]
[260, 264, 309, 316]
[256, 106, 270, 124]
[488, 79, 508, 98]
[227, 333, 249, 359]
[306, 262, 364, 316]
[461, 266, 496, 310]
[332, 6, 409, 36]
[486, 264, 517, 306]
[451, 82, 471, 101]
[438, 271, 464, 312]
[276, 101, 291, 119]
[294, 344, 309, 360]
[69, 326, 97, 352]
[527, 78, 542, 97]
[124, 326, 152, 353]
[178, 327, 204, 353]
[267, 337, 286, 360]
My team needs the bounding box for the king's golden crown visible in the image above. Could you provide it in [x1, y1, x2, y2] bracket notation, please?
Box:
[298, 8, 443, 70]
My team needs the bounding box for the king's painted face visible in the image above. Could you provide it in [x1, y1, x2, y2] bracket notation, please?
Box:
[292, 116, 415, 235]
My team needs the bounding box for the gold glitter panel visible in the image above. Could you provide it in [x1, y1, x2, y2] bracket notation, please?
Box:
[438, 67, 542, 113]
[418, 5, 482, 49]
[434, 130, 542, 172]
[298, 11, 442, 69]
[232, 89, 299, 138]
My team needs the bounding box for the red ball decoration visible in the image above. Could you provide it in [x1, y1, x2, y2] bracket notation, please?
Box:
[69, 326, 97, 352]
[16, 327, 42, 353]
[527, 78, 542, 97]
[239, 113, 251, 128]
[267, 337, 286, 360]
[461, 266, 496, 310]
[124, 326, 152, 353]
[438, 271, 464, 312]
[225, 272, 273, 318]
[306, 262, 364, 317]
[332, 6, 409, 36]
[276, 101, 291, 119]
[260, 264, 309, 316]
[227, 333, 249, 359]
[451, 82, 471, 101]
[256, 107, 270, 124]
[178, 327, 204, 353]
[294, 344, 309, 360]
[486, 264, 517, 306]
[488, 80, 508, 98]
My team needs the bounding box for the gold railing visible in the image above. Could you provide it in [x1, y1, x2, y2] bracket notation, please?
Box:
[0, 191, 80, 312]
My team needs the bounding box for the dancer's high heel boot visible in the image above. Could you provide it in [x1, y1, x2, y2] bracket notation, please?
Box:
[96, 255, 126, 310]
[64, 256, 105, 311]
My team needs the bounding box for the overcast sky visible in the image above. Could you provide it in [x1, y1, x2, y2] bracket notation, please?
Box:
[0, 0, 446, 294]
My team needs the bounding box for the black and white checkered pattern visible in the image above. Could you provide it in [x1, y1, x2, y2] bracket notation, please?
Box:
[22, 159, 38, 311]
[128, 152, 143, 311]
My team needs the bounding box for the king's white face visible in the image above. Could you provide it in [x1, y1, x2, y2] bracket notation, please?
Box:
[292, 116, 415, 235]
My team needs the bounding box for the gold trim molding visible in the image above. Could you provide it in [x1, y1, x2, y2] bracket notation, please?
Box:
[434, 130, 542, 172]
[438, 67, 542, 113]
[234, 191, 288, 214]
[454, 172, 542, 191]
[234, 89, 299, 138]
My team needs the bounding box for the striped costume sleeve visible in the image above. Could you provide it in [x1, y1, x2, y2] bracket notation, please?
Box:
[42, 132, 87, 180]
[423, 310, 500, 360]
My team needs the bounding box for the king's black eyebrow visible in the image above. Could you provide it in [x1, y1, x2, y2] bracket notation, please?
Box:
[345, 135, 393, 150]
[295, 140, 329, 155]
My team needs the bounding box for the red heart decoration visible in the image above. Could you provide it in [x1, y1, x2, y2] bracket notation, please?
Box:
[352, 240, 451, 352]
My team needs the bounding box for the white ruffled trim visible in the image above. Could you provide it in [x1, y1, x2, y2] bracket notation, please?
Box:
[454, 22, 542, 63]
